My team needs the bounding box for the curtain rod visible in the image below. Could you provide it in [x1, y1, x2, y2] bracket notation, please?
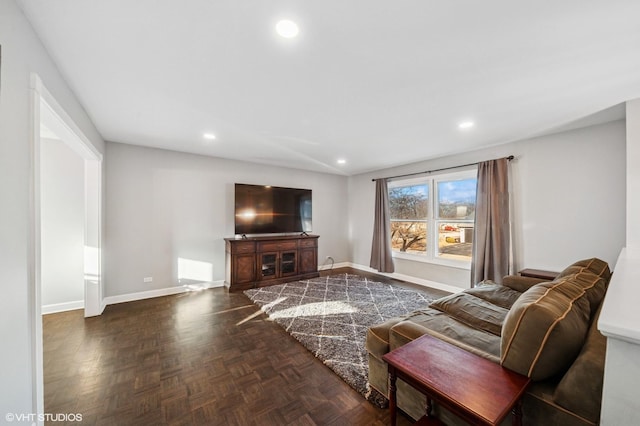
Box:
[371, 155, 514, 182]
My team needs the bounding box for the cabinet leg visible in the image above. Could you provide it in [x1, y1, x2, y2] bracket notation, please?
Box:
[426, 396, 434, 417]
[389, 368, 397, 426]
[512, 399, 523, 426]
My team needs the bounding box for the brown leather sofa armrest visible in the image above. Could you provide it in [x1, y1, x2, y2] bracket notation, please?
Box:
[502, 275, 548, 293]
[388, 320, 431, 351]
[366, 316, 405, 358]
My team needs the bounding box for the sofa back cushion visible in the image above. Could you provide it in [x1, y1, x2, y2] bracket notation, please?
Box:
[552, 302, 606, 424]
[430, 291, 509, 336]
[500, 271, 601, 380]
[557, 257, 611, 282]
[463, 283, 523, 310]
[556, 258, 610, 315]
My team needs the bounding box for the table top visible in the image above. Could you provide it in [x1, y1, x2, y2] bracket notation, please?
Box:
[383, 334, 531, 426]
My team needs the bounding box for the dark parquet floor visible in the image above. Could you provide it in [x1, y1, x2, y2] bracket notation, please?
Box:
[43, 268, 420, 425]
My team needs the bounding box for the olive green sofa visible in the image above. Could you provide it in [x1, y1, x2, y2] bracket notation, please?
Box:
[366, 258, 611, 425]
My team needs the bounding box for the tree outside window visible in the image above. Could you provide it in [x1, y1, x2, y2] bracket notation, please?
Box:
[389, 184, 428, 254]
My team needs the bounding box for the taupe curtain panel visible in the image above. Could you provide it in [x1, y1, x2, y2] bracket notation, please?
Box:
[471, 158, 510, 286]
[370, 178, 395, 273]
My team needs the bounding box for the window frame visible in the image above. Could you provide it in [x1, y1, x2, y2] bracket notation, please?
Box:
[388, 169, 477, 269]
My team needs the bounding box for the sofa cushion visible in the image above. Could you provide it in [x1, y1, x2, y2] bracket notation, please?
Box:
[558, 257, 611, 282]
[501, 272, 598, 380]
[430, 291, 510, 336]
[556, 258, 611, 315]
[464, 283, 523, 309]
[553, 303, 606, 424]
[502, 275, 548, 293]
[390, 308, 501, 360]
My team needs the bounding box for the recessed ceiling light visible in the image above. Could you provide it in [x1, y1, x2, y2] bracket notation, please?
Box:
[203, 133, 216, 140]
[337, 159, 347, 165]
[458, 121, 475, 130]
[276, 19, 299, 38]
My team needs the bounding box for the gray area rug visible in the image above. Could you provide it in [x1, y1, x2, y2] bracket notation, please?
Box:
[244, 273, 443, 407]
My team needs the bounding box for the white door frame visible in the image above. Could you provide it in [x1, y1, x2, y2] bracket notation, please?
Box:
[29, 73, 104, 417]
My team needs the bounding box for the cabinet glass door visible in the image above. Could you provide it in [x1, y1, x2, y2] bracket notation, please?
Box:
[281, 251, 297, 275]
[260, 253, 277, 278]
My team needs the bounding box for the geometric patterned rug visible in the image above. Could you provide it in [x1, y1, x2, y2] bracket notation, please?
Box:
[244, 273, 444, 407]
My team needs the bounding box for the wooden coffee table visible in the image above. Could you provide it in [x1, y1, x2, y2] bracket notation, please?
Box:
[382, 334, 531, 426]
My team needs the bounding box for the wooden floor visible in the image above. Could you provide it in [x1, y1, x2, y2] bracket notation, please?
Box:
[43, 268, 428, 425]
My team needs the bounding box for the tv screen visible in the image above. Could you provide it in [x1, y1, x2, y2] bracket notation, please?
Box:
[234, 184, 312, 235]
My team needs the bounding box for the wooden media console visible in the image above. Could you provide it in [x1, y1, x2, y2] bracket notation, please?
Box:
[224, 234, 319, 291]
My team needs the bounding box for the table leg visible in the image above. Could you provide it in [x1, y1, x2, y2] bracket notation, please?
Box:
[512, 399, 523, 426]
[426, 396, 433, 417]
[388, 367, 397, 426]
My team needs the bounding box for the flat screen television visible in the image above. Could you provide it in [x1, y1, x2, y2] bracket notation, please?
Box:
[234, 183, 312, 235]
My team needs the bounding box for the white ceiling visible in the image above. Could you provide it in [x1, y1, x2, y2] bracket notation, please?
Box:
[17, 1, 640, 175]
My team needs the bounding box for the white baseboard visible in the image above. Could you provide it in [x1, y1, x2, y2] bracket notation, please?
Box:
[347, 262, 463, 294]
[103, 280, 225, 306]
[98, 262, 460, 310]
[99, 300, 107, 315]
[42, 300, 84, 315]
[318, 261, 351, 271]
[390, 271, 463, 294]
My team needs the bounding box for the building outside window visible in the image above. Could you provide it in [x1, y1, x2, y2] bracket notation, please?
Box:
[388, 170, 477, 266]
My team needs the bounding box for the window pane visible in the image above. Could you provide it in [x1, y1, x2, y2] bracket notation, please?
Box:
[391, 221, 427, 254]
[437, 178, 476, 219]
[389, 185, 429, 220]
[438, 222, 473, 260]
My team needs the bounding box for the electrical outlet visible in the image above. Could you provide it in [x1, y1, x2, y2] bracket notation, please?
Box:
[143, 277, 153, 283]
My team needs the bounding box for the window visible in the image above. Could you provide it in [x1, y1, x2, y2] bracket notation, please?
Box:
[389, 182, 429, 255]
[388, 170, 477, 266]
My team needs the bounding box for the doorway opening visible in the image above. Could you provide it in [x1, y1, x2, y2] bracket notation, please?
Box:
[30, 73, 103, 415]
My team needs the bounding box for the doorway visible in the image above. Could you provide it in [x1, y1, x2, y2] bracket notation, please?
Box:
[30, 73, 103, 415]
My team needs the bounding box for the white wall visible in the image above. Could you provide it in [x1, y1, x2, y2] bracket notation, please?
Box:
[599, 98, 640, 425]
[626, 99, 640, 249]
[104, 142, 349, 297]
[349, 120, 626, 288]
[40, 138, 85, 310]
[0, 0, 105, 416]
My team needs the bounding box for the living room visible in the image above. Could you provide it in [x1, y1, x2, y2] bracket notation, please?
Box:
[2, 1, 640, 425]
